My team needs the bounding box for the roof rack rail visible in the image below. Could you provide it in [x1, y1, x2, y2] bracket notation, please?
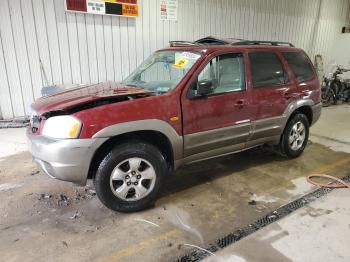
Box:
[232, 40, 295, 47]
[169, 41, 197, 47]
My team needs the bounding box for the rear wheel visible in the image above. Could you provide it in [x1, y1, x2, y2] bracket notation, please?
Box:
[280, 113, 309, 158]
[94, 140, 167, 212]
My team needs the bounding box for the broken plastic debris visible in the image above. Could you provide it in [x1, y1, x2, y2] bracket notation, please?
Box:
[30, 171, 40, 176]
[85, 188, 96, 196]
[248, 200, 257, 205]
[69, 211, 81, 220]
[39, 193, 52, 200]
[75, 187, 97, 200]
[58, 194, 70, 206]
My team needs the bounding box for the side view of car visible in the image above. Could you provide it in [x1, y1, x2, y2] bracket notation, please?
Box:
[27, 37, 321, 212]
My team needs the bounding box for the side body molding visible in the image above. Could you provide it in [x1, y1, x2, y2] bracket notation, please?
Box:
[92, 119, 183, 161]
[249, 98, 318, 147]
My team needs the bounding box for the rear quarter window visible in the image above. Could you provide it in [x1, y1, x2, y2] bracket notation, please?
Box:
[282, 52, 315, 82]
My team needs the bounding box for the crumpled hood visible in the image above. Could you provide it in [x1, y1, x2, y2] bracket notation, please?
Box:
[31, 82, 152, 115]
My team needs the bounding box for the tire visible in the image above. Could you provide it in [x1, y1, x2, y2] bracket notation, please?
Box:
[94, 140, 167, 212]
[280, 113, 309, 158]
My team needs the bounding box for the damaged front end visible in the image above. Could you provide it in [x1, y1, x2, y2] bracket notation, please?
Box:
[27, 83, 156, 185]
[29, 83, 155, 135]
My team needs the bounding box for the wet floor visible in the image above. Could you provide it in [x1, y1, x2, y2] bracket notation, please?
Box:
[0, 142, 349, 262]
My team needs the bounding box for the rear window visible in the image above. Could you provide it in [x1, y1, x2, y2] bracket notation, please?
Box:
[282, 52, 314, 82]
[249, 52, 288, 88]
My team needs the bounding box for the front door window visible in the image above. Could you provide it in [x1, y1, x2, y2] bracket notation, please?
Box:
[192, 53, 245, 95]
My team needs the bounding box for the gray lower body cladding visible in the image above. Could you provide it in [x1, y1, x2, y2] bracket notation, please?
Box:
[27, 131, 107, 185]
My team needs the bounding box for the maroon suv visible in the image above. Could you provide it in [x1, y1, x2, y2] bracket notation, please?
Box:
[27, 38, 321, 212]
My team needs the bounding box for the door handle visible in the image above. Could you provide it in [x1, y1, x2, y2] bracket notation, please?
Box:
[234, 99, 248, 108]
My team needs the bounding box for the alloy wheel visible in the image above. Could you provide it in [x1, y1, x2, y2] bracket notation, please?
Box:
[109, 157, 156, 201]
[289, 121, 306, 151]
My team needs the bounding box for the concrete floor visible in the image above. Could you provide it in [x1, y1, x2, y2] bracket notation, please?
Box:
[0, 105, 349, 262]
[0, 127, 27, 158]
[205, 104, 350, 262]
[310, 104, 350, 153]
[205, 188, 350, 262]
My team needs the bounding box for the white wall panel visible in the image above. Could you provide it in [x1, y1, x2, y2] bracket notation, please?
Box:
[67, 11, 82, 84]
[0, 0, 25, 116]
[0, 29, 13, 118]
[76, 13, 91, 83]
[103, 16, 114, 81]
[0, 0, 349, 119]
[85, 13, 99, 83]
[119, 17, 130, 79]
[8, 0, 35, 115]
[94, 15, 106, 82]
[135, 1, 144, 66]
[54, 0, 73, 85]
[127, 18, 137, 74]
[32, 0, 53, 86]
[43, 0, 64, 85]
[111, 16, 122, 82]
[22, 0, 44, 100]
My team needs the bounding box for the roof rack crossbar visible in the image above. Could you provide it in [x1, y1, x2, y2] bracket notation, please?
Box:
[232, 40, 295, 47]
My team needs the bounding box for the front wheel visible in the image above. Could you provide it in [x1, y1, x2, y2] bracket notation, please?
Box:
[94, 140, 167, 212]
[280, 113, 309, 158]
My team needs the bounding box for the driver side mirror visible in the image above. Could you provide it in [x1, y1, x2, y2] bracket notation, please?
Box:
[188, 79, 214, 99]
[197, 80, 214, 96]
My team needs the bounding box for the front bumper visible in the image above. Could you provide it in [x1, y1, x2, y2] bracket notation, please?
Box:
[311, 102, 322, 126]
[27, 131, 107, 185]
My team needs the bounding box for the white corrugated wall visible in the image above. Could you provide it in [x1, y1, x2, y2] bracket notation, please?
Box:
[0, 0, 349, 119]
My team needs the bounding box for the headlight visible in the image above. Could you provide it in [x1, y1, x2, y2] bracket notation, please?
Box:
[42, 116, 82, 139]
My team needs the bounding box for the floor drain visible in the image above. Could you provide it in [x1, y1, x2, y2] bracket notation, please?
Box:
[176, 175, 350, 262]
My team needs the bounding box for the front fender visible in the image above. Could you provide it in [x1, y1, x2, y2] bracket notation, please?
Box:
[92, 119, 183, 160]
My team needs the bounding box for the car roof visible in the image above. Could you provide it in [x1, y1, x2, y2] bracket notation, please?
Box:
[159, 36, 302, 55]
[159, 45, 302, 57]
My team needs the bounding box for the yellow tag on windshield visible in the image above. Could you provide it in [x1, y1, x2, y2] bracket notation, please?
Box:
[173, 58, 189, 69]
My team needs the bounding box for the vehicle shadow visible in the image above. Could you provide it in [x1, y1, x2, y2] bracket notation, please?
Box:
[159, 145, 291, 197]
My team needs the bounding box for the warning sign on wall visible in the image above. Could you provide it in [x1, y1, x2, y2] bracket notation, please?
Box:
[65, 0, 138, 17]
[160, 0, 177, 21]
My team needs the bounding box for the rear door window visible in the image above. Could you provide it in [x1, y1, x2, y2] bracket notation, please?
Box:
[282, 52, 315, 82]
[249, 52, 288, 88]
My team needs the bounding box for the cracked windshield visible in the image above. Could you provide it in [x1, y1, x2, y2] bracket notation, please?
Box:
[122, 51, 201, 94]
